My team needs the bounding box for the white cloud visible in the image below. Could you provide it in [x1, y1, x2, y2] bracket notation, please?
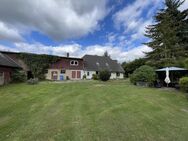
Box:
[179, 0, 188, 11]
[0, 22, 23, 42]
[113, 0, 162, 46]
[83, 45, 152, 62]
[107, 33, 117, 44]
[113, 0, 154, 31]
[121, 45, 152, 62]
[0, 0, 108, 40]
[0, 42, 152, 63]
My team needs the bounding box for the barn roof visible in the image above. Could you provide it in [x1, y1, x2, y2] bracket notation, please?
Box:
[0, 53, 21, 68]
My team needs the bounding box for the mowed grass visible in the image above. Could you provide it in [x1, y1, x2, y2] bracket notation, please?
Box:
[0, 80, 188, 141]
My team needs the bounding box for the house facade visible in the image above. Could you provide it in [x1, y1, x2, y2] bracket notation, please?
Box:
[0, 53, 21, 85]
[82, 55, 124, 79]
[0, 51, 125, 82]
[46, 57, 84, 80]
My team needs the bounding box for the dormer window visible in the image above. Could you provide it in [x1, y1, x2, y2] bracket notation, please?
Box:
[96, 62, 100, 66]
[106, 63, 109, 66]
[70, 60, 79, 66]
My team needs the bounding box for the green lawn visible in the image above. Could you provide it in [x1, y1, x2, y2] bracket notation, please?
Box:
[0, 80, 188, 141]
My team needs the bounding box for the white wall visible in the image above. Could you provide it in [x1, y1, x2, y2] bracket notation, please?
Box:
[110, 73, 117, 79]
[118, 73, 124, 79]
[84, 71, 124, 80]
[46, 69, 61, 80]
[46, 69, 84, 80]
[46, 69, 124, 80]
[83, 71, 96, 79]
[110, 73, 124, 79]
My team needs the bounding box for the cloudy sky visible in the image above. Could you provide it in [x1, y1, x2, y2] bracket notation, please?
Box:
[0, 0, 187, 62]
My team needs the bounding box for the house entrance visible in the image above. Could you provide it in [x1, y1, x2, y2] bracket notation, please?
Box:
[51, 71, 58, 80]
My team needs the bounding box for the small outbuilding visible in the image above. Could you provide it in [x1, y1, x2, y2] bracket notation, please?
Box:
[0, 53, 21, 85]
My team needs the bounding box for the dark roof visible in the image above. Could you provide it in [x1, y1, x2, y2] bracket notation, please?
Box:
[83, 55, 124, 73]
[0, 53, 21, 68]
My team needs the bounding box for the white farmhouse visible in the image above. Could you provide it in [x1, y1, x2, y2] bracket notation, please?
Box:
[82, 55, 124, 79]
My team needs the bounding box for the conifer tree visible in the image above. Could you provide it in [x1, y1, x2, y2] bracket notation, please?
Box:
[145, 0, 188, 68]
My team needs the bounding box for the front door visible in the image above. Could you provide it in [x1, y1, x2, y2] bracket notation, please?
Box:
[0, 72, 4, 85]
[51, 71, 58, 80]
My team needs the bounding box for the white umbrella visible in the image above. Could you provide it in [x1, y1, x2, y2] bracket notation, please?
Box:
[165, 67, 171, 87]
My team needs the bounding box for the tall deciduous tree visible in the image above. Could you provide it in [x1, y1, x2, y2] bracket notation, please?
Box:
[145, 0, 188, 68]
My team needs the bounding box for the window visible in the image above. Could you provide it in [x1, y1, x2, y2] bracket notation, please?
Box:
[116, 72, 120, 77]
[96, 71, 99, 75]
[61, 70, 66, 74]
[70, 60, 79, 66]
[87, 72, 90, 76]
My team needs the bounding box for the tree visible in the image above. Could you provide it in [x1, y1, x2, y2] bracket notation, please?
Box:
[122, 58, 146, 77]
[184, 58, 188, 69]
[130, 65, 156, 86]
[145, 0, 188, 68]
[19, 53, 60, 80]
[103, 51, 110, 57]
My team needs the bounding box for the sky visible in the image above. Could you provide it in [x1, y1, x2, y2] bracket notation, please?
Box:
[0, 0, 187, 63]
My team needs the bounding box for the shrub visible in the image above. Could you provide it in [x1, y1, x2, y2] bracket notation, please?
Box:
[99, 70, 111, 81]
[83, 74, 86, 80]
[92, 74, 99, 80]
[130, 65, 156, 86]
[12, 70, 26, 82]
[27, 78, 39, 85]
[66, 76, 70, 80]
[179, 77, 188, 93]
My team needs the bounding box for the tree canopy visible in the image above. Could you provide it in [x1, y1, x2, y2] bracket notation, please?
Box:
[19, 53, 60, 79]
[103, 51, 110, 58]
[144, 0, 188, 68]
[122, 58, 146, 77]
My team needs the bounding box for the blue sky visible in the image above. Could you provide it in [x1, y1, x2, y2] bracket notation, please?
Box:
[0, 0, 187, 62]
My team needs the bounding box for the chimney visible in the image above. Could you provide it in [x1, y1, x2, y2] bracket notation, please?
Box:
[67, 52, 69, 58]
